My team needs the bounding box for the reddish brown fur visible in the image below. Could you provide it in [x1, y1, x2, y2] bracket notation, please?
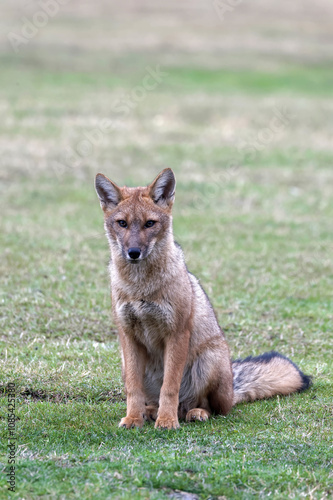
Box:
[95, 169, 310, 429]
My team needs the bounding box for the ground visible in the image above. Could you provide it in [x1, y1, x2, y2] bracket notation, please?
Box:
[0, 0, 332, 498]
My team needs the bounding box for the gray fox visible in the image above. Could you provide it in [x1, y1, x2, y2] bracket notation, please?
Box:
[95, 168, 311, 429]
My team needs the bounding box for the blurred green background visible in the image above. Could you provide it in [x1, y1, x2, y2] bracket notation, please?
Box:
[0, 1, 332, 498]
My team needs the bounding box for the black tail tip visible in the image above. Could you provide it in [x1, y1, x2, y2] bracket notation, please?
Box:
[299, 371, 312, 392]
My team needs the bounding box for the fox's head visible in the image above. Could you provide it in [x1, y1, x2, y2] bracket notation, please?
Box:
[95, 169, 176, 263]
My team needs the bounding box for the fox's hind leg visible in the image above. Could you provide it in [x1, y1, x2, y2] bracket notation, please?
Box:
[185, 395, 211, 422]
[186, 408, 210, 422]
[144, 405, 158, 422]
[207, 347, 234, 416]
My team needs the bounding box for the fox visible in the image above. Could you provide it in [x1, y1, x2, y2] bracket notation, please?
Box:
[95, 168, 311, 429]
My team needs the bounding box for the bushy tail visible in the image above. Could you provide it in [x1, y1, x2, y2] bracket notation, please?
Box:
[232, 351, 311, 405]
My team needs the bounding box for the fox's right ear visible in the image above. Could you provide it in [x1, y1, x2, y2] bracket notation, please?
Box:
[95, 173, 122, 210]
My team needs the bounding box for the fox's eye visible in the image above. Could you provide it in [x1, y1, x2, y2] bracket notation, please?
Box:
[144, 220, 155, 228]
[118, 220, 127, 228]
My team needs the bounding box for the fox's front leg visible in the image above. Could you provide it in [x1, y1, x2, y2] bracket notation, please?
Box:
[118, 329, 147, 429]
[155, 329, 190, 430]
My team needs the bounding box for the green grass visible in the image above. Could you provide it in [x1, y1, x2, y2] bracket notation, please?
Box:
[1, 0, 333, 498]
[1, 173, 332, 499]
[0, 396, 331, 499]
[1, 60, 333, 98]
[164, 65, 333, 96]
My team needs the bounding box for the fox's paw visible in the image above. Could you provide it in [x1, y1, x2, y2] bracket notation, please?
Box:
[155, 415, 180, 430]
[119, 416, 144, 429]
[144, 405, 158, 422]
[186, 408, 210, 422]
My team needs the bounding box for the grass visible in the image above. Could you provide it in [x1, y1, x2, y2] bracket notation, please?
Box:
[1, 0, 333, 498]
[1, 397, 331, 499]
[2, 61, 333, 96]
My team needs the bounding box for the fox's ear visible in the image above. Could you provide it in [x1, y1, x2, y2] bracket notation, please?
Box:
[149, 168, 176, 208]
[95, 173, 122, 210]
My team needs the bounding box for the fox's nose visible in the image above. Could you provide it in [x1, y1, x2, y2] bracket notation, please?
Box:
[128, 247, 141, 260]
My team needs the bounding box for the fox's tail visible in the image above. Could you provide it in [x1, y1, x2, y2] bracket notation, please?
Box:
[232, 351, 311, 405]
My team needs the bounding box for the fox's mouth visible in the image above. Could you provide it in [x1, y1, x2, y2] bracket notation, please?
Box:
[125, 254, 145, 264]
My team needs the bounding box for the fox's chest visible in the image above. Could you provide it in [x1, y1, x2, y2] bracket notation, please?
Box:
[115, 299, 174, 348]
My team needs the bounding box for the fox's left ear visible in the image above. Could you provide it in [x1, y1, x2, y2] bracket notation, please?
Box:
[149, 168, 176, 208]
